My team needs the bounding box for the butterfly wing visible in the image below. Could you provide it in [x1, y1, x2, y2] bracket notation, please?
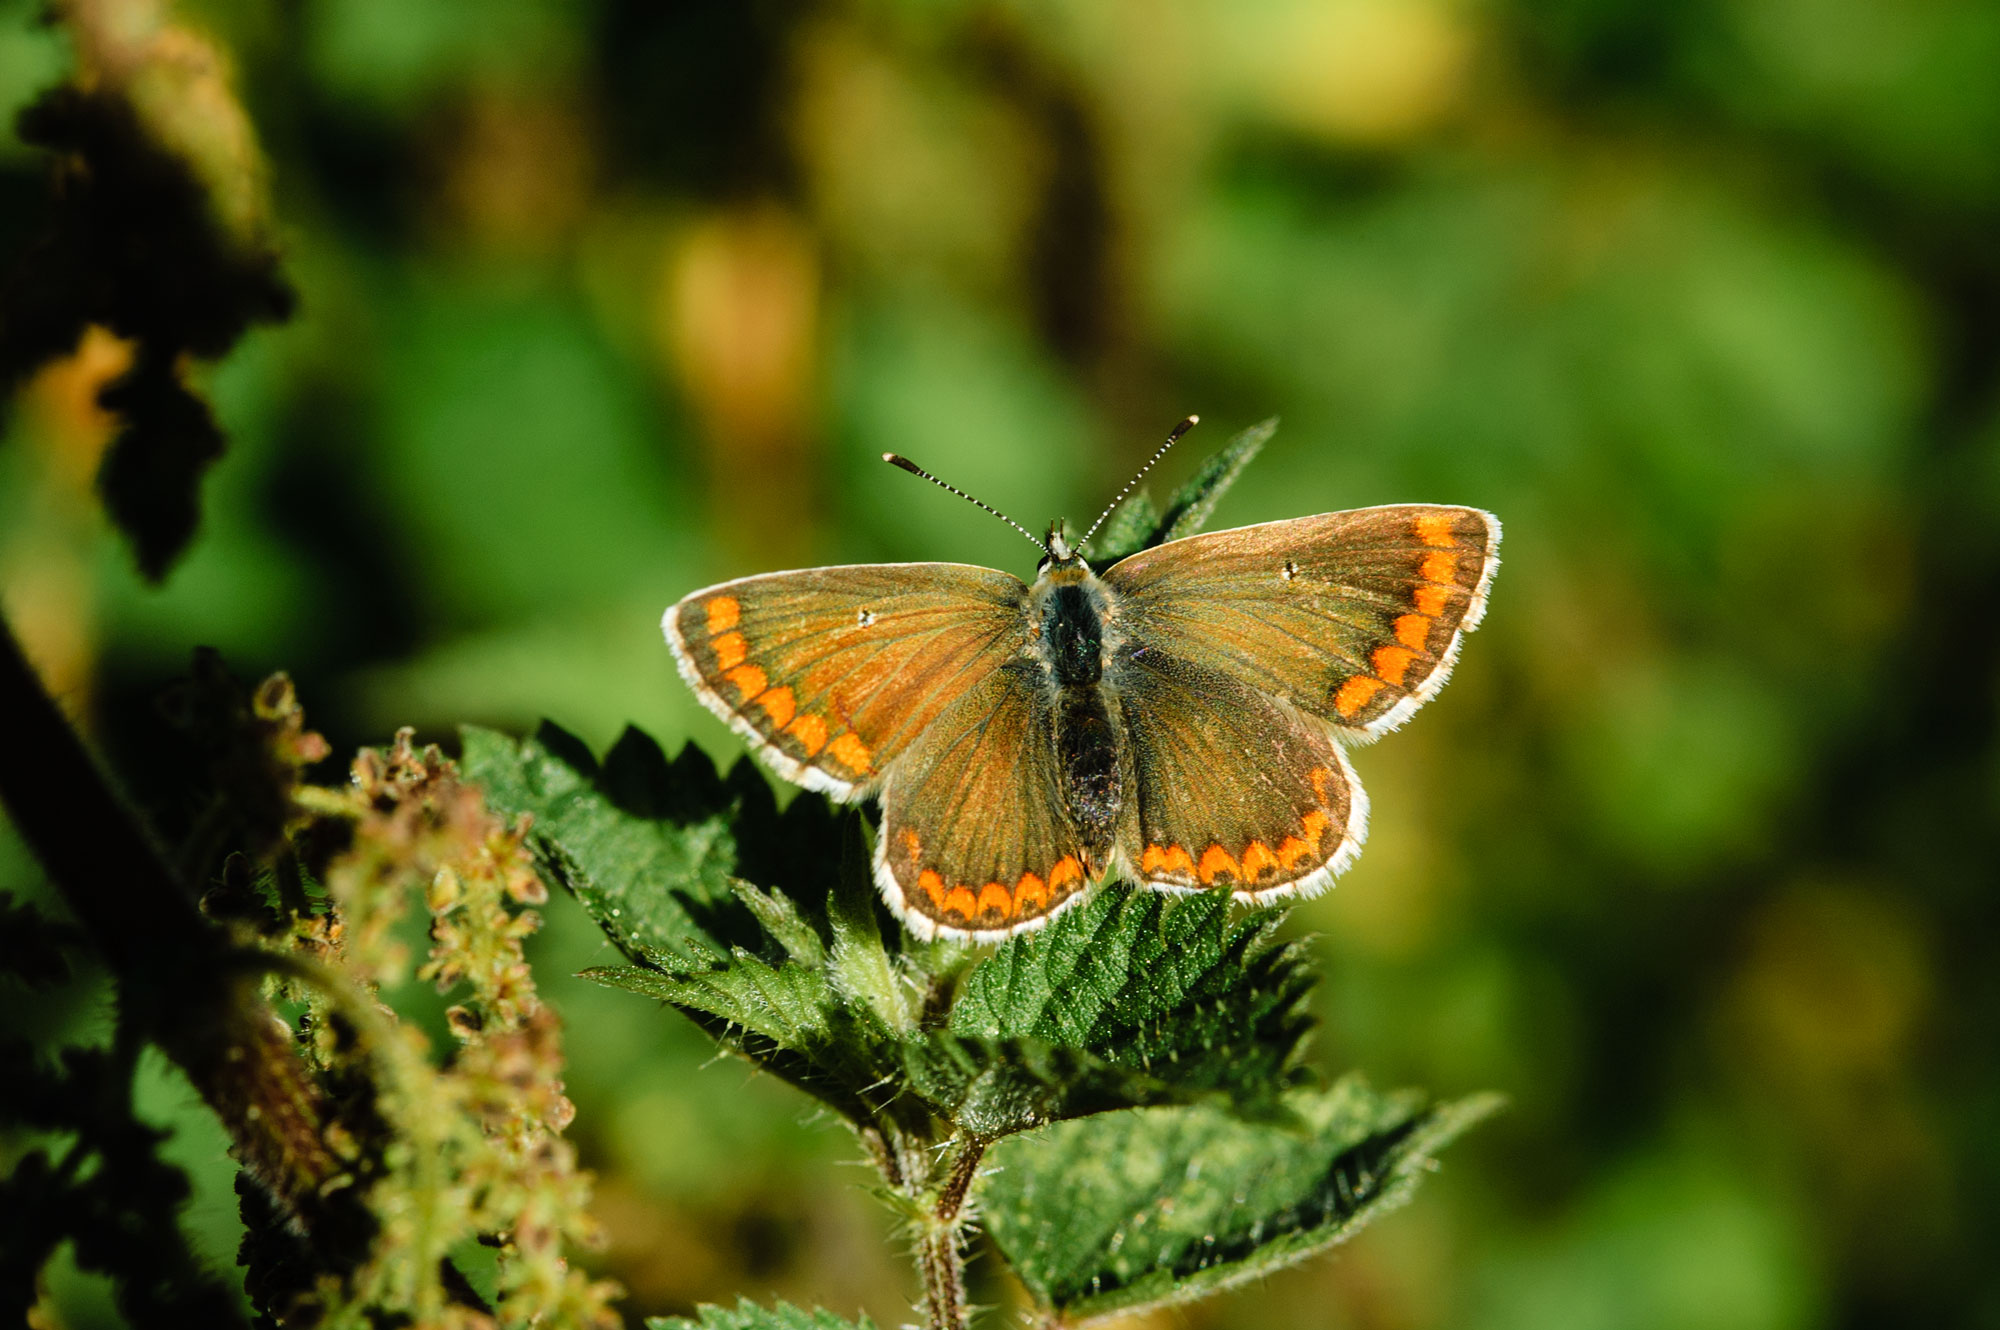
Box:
[664, 563, 1030, 801]
[1110, 647, 1366, 901]
[1101, 505, 1500, 738]
[873, 660, 1095, 940]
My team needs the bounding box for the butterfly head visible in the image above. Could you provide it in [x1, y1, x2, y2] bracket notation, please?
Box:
[1039, 521, 1086, 574]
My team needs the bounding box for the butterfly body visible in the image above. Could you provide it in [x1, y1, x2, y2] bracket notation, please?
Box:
[665, 502, 1499, 941]
[1027, 536, 1126, 864]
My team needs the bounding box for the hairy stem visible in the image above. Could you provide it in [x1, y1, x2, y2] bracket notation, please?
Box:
[916, 1135, 989, 1330]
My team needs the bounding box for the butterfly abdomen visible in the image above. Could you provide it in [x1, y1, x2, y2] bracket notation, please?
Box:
[1053, 690, 1121, 857]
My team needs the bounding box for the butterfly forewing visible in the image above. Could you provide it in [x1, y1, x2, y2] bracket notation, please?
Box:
[1102, 505, 1500, 738]
[1111, 650, 1366, 900]
[664, 563, 1029, 800]
[875, 662, 1095, 940]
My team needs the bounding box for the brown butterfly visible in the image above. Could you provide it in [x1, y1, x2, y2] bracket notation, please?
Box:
[664, 418, 1500, 941]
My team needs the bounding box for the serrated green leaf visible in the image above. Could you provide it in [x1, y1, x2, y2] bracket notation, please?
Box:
[1083, 419, 1276, 566]
[1158, 417, 1276, 544]
[901, 1033, 1194, 1140]
[648, 1298, 880, 1330]
[733, 880, 826, 967]
[825, 818, 913, 1034]
[1086, 490, 1161, 564]
[949, 885, 1316, 1114]
[981, 1077, 1501, 1322]
[461, 722, 839, 961]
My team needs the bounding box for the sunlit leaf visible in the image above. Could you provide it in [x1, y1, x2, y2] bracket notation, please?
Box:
[950, 884, 1316, 1115]
[981, 1077, 1501, 1323]
[484, 722, 1251, 1137]
[461, 722, 814, 959]
[648, 1298, 879, 1330]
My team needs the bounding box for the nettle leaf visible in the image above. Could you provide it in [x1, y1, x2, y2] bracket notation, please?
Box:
[648, 1298, 879, 1330]
[902, 1034, 1190, 1140]
[575, 830, 917, 1125]
[475, 723, 1218, 1137]
[1159, 417, 1275, 544]
[981, 1077, 1501, 1324]
[462, 722, 843, 959]
[1087, 418, 1276, 564]
[1086, 490, 1160, 565]
[950, 885, 1316, 1115]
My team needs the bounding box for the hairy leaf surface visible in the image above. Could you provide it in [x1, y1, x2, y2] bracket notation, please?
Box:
[472, 723, 1264, 1137]
[648, 1299, 879, 1330]
[950, 885, 1316, 1115]
[981, 1077, 1501, 1322]
[463, 722, 832, 959]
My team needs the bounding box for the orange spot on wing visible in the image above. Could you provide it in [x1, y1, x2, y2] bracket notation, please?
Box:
[978, 882, 1013, 917]
[1308, 766, 1334, 805]
[1395, 614, 1431, 650]
[1197, 844, 1241, 884]
[785, 713, 828, 755]
[1414, 584, 1451, 617]
[724, 664, 767, 699]
[1015, 872, 1048, 911]
[827, 732, 872, 774]
[1373, 644, 1418, 686]
[1420, 551, 1457, 583]
[944, 886, 979, 918]
[705, 596, 740, 633]
[901, 829, 922, 858]
[755, 685, 795, 728]
[1276, 835, 1312, 869]
[919, 869, 946, 908]
[1049, 856, 1085, 888]
[1142, 844, 1195, 877]
[711, 631, 748, 670]
[1300, 809, 1331, 848]
[1334, 675, 1384, 718]
[1415, 513, 1457, 548]
[1240, 841, 1279, 880]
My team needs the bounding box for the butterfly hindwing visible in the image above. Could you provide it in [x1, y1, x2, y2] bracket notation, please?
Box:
[1102, 505, 1500, 738]
[664, 563, 1029, 800]
[875, 661, 1095, 940]
[1112, 649, 1366, 901]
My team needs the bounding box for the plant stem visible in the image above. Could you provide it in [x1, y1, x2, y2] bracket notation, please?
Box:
[0, 616, 364, 1250]
[916, 1134, 989, 1330]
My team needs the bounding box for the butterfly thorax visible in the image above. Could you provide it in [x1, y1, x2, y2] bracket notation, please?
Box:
[1026, 553, 1125, 867]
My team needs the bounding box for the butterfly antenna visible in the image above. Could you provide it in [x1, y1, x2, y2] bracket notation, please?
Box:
[1081, 414, 1199, 545]
[882, 453, 1048, 553]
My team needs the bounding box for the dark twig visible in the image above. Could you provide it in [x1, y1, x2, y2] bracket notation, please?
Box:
[0, 614, 365, 1253]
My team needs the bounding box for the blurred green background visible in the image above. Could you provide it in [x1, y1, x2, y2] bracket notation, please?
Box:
[4, 0, 1997, 1325]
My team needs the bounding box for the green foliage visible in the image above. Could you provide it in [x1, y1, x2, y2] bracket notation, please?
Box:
[466, 724, 1323, 1139]
[948, 887, 1315, 1116]
[0, 972, 244, 1328]
[1088, 418, 1276, 564]
[649, 1300, 879, 1330]
[461, 722, 766, 960]
[8, 0, 1996, 1324]
[981, 1079, 1501, 1324]
[468, 717, 1489, 1327]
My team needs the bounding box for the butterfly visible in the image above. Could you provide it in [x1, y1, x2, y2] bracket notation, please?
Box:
[663, 418, 1500, 941]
